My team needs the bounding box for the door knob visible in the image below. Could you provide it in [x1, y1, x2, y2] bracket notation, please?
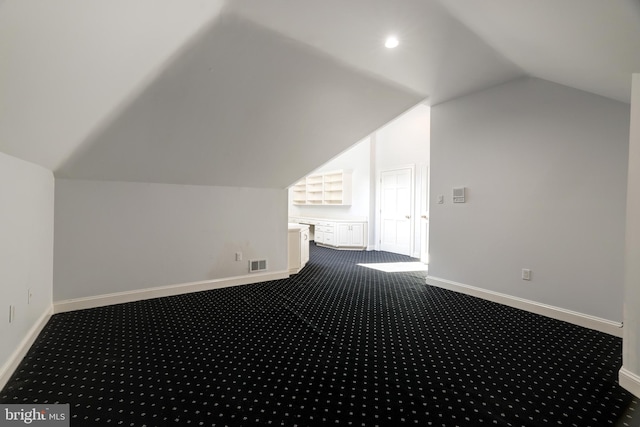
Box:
[421, 215, 428, 219]
[405, 215, 411, 219]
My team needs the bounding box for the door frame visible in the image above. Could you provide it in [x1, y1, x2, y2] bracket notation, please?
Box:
[375, 164, 415, 255]
[419, 164, 429, 263]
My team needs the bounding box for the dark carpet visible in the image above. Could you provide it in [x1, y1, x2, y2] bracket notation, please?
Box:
[1, 244, 638, 426]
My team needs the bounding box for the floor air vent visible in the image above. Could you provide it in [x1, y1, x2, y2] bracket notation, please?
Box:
[249, 259, 267, 273]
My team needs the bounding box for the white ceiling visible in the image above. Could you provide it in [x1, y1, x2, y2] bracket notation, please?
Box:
[227, 0, 525, 103]
[0, 0, 638, 187]
[437, 0, 640, 103]
[226, 0, 640, 104]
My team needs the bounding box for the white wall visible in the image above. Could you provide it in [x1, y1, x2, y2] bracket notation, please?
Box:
[288, 137, 371, 220]
[375, 104, 431, 257]
[54, 179, 288, 301]
[376, 104, 431, 170]
[288, 104, 431, 256]
[622, 73, 640, 395]
[0, 152, 54, 379]
[429, 77, 630, 322]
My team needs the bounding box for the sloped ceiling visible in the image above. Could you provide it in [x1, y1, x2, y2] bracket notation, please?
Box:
[227, 0, 524, 104]
[55, 14, 423, 188]
[1, 0, 639, 188]
[0, 0, 226, 171]
[436, 0, 640, 104]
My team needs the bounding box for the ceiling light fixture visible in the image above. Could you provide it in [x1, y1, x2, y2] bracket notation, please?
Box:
[385, 36, 399, 49]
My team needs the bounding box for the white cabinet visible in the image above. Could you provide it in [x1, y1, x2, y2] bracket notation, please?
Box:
[301, 228, 309, 267]
[291, 170, 352, 205]
[292, 217, 368, 251]
[288, 223, 310, 274]
[315, 222, 336, 246]
[336, 223, 365, 248]
[315, 221, 365, 250]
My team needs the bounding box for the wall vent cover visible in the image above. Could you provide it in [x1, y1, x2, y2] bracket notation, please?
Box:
[249, 259, 267, 273]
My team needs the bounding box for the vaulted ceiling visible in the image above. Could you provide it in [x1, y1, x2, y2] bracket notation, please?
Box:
[1, 0, 638, 188]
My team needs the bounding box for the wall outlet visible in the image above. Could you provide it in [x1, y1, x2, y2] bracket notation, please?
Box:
[522, 269, 532, 281]
[235, 252, 243, 262]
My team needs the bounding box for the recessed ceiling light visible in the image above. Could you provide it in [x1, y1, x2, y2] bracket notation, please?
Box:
[385, 36, 399, 49]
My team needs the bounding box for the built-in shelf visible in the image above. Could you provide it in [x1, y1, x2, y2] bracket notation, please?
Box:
[291, 170, 352, 206]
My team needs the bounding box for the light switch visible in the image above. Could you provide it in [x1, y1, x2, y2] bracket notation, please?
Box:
[437, 195, 444, 204]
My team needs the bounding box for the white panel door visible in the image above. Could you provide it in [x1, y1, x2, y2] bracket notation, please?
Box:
[380, 168, 413, 256]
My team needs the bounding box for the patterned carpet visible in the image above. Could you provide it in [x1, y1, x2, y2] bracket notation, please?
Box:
[1, 244, 638, 426]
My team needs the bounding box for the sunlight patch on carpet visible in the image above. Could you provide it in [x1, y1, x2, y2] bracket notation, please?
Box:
[358, 262, 428, 273]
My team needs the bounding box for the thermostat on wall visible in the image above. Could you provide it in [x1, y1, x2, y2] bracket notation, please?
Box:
[453, 187, 466, 203]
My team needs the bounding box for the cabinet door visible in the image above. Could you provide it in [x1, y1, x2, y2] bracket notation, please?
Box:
[350, 223, 365, 247]
[288, 230, 301, 273]
[336, 224, 351, 246]
[301, 229, 309, 264]
[315, 230, 324, 244]
[324, 232, 335, 246]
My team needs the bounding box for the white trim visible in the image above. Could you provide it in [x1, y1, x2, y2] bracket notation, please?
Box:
[0, 307, 53, 390]
[619, 367, 640, 398]
[54, 270, 289, 314]
[426, 276, 623, 337]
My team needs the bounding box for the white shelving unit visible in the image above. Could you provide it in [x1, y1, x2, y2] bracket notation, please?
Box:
[305, 175, 324, 205]
[291, 170, 352, 206]
[323, 171, 345, 204]
[291, 181, 307, 205]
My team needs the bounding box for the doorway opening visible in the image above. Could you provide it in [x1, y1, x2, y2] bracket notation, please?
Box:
[287, 104, 430, 267]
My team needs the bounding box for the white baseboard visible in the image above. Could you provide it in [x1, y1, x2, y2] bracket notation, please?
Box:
[0, 307, 52, 391]
[1, 272, 288, 391]
[54, 270, 290, 314]
[426, 276, 623, 337]
[619, 367, 640, 398]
